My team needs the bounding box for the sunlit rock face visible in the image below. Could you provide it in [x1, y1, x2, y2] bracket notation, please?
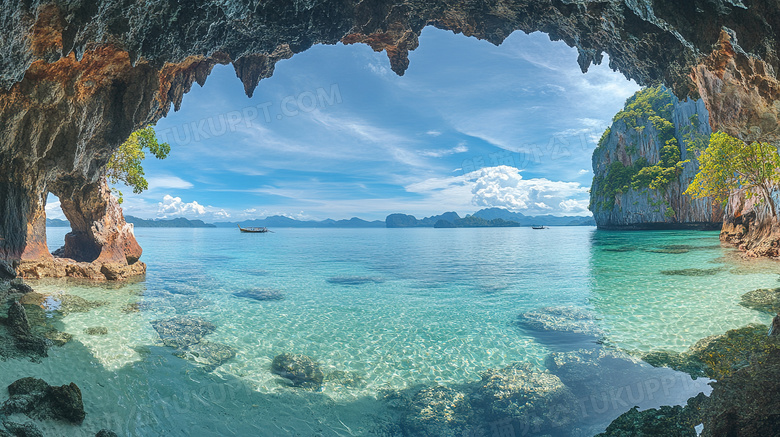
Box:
[1, 0, 779, 267]
[589, 88, 723, 230]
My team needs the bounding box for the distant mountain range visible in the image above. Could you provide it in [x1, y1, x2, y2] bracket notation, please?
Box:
[46, 216, 216, 228]
[387, 208, 595, 228]
[46, 209, 595, 229]
[213, 216, 385, 228]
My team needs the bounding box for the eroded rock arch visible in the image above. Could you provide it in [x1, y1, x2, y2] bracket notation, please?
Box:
[1, 0, 780, 276]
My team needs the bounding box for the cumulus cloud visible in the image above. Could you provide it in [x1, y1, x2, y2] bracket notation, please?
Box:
[157, 195, 231, 220]
[470, 165, 590, 216]
[578, 169, 589, 175]
[45, 198, 65, 220]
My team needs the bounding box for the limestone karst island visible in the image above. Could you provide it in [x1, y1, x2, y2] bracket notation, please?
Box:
[2, 2, 780, 436]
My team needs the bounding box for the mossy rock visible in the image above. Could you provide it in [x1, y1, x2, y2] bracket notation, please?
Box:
[739, 287, 780, 314]
[271, 353, 324, 390]
[643, 325, 780, 380]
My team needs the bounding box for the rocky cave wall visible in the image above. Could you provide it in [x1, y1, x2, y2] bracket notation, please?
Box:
[2, 0, 780, 272]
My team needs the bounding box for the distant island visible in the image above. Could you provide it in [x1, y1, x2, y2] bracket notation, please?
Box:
[387, 208, 596, 228]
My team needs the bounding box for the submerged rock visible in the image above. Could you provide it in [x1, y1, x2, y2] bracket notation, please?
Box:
[173, 341, 236, 370]
[325, 370, 365, 388]
[0, 421, 44, 437]
[545, 348, 644, 393]
[1, 377, 85, 425]
[42, 329, 72, 346]
[399, 385, 473, 437]
[326, 276, 384, 286]
[151, 316, 216, 349]
[151, 316, 234, 369]
[95, 431, 119, 437]
[739, 287, 780, 314]
[18, 292, 107, 315]
[84, 327, 108, 336]
[271, 353, 324, 390]
[472, 362, 577, 432]
[516, 307, 604, 349]
[233, 289, 284, 302]
[660, 267, 724, 276]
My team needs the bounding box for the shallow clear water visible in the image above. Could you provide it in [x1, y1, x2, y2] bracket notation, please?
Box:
[3, 227, 777, 436]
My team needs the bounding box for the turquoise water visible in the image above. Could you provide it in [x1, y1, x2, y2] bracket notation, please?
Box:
[2, 227, 777, 435]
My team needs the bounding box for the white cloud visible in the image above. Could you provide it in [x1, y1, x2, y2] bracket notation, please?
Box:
[470, 165, 590, 216]
[559, 199, 590, 214]
[45, 198, 65, 220]
[147, 176, 194, 190]
[419, 143, 469, 158]
[426, 130, 442, 136]
[578, 169, 589, 175]
[158, 195, 205, 217]
[156, 195, 231, 220]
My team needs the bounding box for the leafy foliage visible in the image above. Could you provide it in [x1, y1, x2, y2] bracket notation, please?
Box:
[106, 126, 170, 203]
[684, 132, 780, 217]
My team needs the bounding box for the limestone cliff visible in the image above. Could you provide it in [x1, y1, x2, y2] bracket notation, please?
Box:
[590, 86, 722, 229]
[2, 1, 780, 268]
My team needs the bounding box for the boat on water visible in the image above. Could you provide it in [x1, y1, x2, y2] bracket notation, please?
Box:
[238, 224, 271, 233]
[531, 226, 547, 230]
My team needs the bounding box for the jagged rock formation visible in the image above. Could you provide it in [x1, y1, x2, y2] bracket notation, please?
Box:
[1, 1, 780, 269]
[590, 86, 722, 229]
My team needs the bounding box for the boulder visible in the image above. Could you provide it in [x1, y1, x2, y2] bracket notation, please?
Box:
[2, 377, 85, 425]
[271, 353, 325, 390]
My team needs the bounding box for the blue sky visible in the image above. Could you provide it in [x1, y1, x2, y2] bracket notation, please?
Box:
[49, 27, 640, 222]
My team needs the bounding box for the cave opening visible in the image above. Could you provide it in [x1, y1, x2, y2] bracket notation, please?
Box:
[110, 27, 640, 226]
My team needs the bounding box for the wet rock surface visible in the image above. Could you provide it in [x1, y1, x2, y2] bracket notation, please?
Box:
[1, 377, 85, 425]
[271, 353, 325, 390]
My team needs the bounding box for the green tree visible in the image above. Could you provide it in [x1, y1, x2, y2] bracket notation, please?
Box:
[106, 126, 170, 203]
[685, 132, 780, 218]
